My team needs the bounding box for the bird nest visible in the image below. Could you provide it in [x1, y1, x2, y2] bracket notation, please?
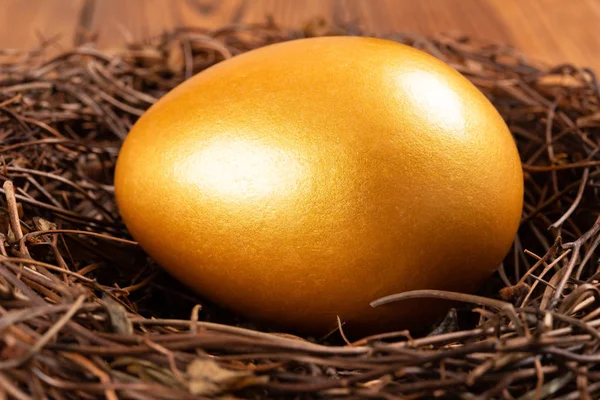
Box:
[1, 20, 600, 399]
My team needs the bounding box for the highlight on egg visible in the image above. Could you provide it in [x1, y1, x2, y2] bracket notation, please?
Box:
[114, 36, 523, 335]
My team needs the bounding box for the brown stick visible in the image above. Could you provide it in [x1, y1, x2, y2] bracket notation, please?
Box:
[3, 180, 23, 241]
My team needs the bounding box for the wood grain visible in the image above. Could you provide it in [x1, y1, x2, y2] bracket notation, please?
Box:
[0, 0, 85, 50]
[0, 0, 599, 70]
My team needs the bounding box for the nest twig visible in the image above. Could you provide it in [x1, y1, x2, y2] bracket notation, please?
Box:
[1, 20, 600, 399]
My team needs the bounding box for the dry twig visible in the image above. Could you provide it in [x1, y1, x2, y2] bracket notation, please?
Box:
[0, 21, 599, 399]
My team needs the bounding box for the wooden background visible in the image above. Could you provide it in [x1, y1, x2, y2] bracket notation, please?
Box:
[1, 0, 599, 71]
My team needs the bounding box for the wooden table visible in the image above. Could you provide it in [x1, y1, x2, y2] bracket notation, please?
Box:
[1, 0, 599, 71]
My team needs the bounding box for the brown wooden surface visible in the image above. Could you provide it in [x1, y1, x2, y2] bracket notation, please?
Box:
[0, 0, 599, 71]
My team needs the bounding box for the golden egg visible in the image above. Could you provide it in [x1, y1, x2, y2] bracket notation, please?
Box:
[114, 37, 523, 335]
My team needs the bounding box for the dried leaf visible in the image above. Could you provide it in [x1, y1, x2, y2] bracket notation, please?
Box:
[7, 227, 15, 243]
[102, 295, 133, 335]
[187, 358, 268, 396]
[499, 282, 531, 304]
[32, 216, 57, 231]
[427, 308, 458, 336]
[114, 357, 184, 388]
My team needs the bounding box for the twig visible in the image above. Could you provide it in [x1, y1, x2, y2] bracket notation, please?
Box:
[3, 181, 23, 241]
[550, 168, 589, 228]
[0, 295, 86, 370]
[547, 216, 600, 310]
[1, 21, 600, 400]
[371, 290, 525, 336]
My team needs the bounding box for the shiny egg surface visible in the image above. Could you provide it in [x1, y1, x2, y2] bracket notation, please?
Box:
[115, 37, 523, 334]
